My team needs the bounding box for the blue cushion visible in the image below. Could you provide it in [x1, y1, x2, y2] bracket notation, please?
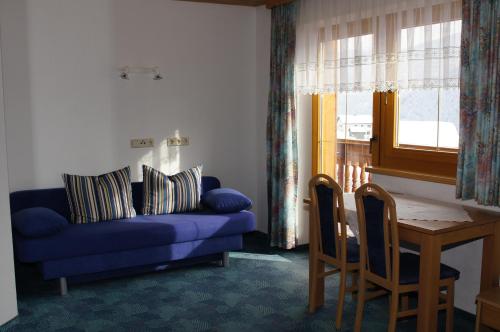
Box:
[201, 188, 253, 213]
[14, 210, 256, 262]
[315, 184, 336, 257]
[10, 176, 221, 220]
[12, 207, 68, 238]
[398, 252, 460, 285]
[345, 237, 360, 263]
[362, 195, 388, 278]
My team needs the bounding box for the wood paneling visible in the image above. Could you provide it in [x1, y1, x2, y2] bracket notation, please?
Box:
[177, 0, 266, 7]
[176, 0, 293, 7]
[265, 0, 293, 8]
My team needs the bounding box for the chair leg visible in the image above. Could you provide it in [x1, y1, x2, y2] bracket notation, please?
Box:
[475, 300, 482, 332]
[446, 281, 455, 332]
[59, 277, 68, 296]
[388, 290, 399, 332]
[335, 268, 347, 329]
[354, 274, 366, 332]
[309, 256, 320, 313]
[401, 294, 409, 311]
[351, 271, 358, 300]
[218, 252, 229, 267]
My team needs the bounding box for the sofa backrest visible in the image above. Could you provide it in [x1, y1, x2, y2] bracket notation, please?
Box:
[9, 176, 221, 219]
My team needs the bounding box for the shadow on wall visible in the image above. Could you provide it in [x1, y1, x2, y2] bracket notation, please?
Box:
[1, 0, 36, 191]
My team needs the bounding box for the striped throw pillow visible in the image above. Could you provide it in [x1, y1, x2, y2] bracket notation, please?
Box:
[62, 174, 100, 224]
[63, 167, 136, 223]
[97, 167, 136, 221]
[142, 165, 202, 215]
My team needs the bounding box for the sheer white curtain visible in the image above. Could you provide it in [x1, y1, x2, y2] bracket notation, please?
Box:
[295, 0, 461, 94]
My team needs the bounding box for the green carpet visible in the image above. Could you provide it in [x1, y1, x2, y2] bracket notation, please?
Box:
[0, 233, 475, 331]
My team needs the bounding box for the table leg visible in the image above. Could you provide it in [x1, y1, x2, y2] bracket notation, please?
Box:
[308, 206, 325, 312]
[417, 234, 442, 332]
[480, 222, 500, 291]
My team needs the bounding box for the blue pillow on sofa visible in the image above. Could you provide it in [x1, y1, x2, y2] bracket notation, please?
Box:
[12, 207, 68, 238]
[201, 188, 252, 213]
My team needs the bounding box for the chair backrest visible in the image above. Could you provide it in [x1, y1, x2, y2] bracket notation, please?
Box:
[309, 174, 348, 262]
[355, 183, 399, 284]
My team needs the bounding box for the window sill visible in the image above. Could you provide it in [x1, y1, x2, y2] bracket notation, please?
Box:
[366, 166, 456, 185]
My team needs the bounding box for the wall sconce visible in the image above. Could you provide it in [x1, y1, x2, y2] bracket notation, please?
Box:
[153, 67, 163, 80]
[120, 66, 130, 80]
[119, 66, 163, 80]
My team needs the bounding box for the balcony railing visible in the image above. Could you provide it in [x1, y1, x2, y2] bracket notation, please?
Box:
[336, 139, 372, 193]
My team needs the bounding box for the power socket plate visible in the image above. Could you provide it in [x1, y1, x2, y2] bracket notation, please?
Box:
[131, 138, 154, 148]
[167, 137, 189, 146]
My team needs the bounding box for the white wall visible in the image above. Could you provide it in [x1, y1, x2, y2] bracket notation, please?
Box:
[0, 25, 18, 325]
[373, 174, 500, 313]
[297, 94, 312, 245]
[255, 6, 271, 233]
[0, 0, 116, 189]
[0, 0, 270, 232]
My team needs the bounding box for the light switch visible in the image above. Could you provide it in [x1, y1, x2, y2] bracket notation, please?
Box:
[130, 138, 154, 148]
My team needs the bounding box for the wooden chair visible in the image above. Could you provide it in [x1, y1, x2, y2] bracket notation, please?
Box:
[475, 287, 500, 331]
[308, 174, 359, 329]
[353, 183, 460, 332]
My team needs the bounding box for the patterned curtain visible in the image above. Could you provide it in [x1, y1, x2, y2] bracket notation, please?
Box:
[267, 2, 298, 249]
[456, 0, 500, 206]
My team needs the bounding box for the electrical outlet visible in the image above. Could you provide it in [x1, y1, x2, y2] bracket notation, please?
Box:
[167, 137, 189, 146]
[130, 138, 154, 148]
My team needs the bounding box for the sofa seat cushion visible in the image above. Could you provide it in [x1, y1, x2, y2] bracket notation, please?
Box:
[14, 211, 255, 263]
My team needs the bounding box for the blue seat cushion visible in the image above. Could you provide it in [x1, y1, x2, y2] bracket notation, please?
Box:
[14, 211, 255, 263]
[324, 236, 359, 263]
[346, 237, 360, 263]
[398, 253, 460, 285]
[201, 188, 253, 213]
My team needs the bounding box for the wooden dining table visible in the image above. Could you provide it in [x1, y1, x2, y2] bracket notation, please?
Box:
[304, 197, 500, 332]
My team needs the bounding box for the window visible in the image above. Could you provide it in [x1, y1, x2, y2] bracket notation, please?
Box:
[309, 9, 461, 184]
[393, 19, 462, 152]
[373, 90, 458, 182]
[312, 92, 374, 192]
[397, 88, 460, 150]
[313, 89, 459, 186]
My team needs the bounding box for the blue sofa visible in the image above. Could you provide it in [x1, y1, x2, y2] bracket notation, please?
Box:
[10, 176, 256, 294]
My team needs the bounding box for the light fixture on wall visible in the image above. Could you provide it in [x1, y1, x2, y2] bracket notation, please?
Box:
[120, 66, 130, 80]
[119, 66, 163, 80]
[153, 67, 163, 80]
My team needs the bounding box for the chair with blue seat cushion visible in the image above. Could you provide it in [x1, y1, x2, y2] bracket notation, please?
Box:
[354, 183, 459, 332]
[308, 174, 359, 330]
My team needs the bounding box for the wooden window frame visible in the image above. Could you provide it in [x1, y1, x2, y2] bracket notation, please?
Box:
[312, 94, 336, 177]
[312, 91, 458, 184]
[372, 91, 458, 181]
